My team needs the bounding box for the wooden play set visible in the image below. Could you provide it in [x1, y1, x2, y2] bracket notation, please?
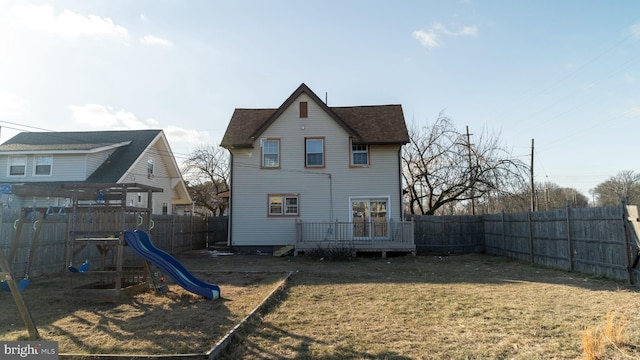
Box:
[0, 182, 163, 339]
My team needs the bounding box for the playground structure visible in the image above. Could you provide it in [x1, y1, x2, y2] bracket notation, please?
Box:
[64, 183, 163, 302]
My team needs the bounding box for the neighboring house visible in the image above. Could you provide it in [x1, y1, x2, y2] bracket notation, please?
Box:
[0, 130, 191, 215]
[221, 83, 414, 253]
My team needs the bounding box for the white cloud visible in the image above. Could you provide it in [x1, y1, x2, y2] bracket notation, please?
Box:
[0, 90, 27, 117]
[139, 35, 173, 47]
[413, 23, 478, 49]
[69, 104, 149, 130]
[432, 23, 478, 37]
[623, 72, 635, 84]
[629, 107, 640, 117]
[164, 125, 208, 144]
[412, 30, 441, 48]
[68, 105, 207, 152]
[630, 23, 640, 39]
[12, 4, 128, 41]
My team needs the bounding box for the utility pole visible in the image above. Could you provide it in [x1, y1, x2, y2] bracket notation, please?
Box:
[466, 126, 475, 215]
[530, 139, 535, 212]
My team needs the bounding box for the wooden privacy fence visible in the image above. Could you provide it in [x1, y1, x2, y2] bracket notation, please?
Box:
[411, 203, 640, 284]
[0, 213, 210, 279]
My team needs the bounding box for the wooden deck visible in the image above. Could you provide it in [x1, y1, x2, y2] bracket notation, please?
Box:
[294, 220, 415, 257]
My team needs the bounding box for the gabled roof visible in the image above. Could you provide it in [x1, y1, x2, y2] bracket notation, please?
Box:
[0, 130, 161, 183]
[221, 83, 410, 148]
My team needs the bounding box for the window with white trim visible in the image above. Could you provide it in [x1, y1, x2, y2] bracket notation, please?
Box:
[8, 156, 26, 176]
[268, 194, 299, 216]
[351, 143, 369, 166]
[305, 137, 324, 167]
[34, 155, 52, 176]
[147, 158, 154, 179]
[262, 139, 280, 168]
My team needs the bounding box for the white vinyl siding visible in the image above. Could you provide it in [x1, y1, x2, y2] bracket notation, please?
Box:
[229, 93, 404, 246]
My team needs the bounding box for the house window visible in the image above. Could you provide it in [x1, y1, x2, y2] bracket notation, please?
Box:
[305, 137, 324, 167]
[8, 156, 26, 176]
[34, 155, 52, 176]
[268, 194, 299, 216]
[351, 143, 369, 166]
[262, 139, 280, 168]
[147, 159, 154, 179]
[299, 101, 308, 118]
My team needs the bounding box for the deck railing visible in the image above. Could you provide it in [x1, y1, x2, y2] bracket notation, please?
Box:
[295, 220, 415, 253]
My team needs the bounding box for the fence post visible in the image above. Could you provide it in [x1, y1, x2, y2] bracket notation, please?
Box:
[566, 203, 574, 272]
[622, 200, 634, 284]
[501, 210, 506, 256]
[170, 214, 175, 254]
[528, 211, 534, 264]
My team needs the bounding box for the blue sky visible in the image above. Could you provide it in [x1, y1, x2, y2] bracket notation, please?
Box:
[1, 1, 639, 198]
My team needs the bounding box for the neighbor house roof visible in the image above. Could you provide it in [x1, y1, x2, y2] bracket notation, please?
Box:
[221, 83, 410, 148]
[0, 130, 162, 183]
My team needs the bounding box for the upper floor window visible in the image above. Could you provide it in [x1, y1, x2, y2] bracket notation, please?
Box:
[262, 138, 280, 168]
[34, 155, 52, 176]
[147, 158, 154, 179]
[305, 137, 325, 167]
[299, 101, 308, 118]
[351, 143, 369, 166]
[8, 156, 26, 176]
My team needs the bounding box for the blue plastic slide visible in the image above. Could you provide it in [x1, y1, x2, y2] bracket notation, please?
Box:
[123, 230, 220, 299]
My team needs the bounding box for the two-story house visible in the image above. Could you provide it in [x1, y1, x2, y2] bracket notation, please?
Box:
[0, 130, 191, 214]
[221, 83, 415, 255]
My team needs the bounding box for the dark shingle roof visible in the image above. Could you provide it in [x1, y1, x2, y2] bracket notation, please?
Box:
[0, 130, 161, 183]
[221, 83, 409, 148]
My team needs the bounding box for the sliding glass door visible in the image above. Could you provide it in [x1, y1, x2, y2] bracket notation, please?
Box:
[351, 198, 388, 240]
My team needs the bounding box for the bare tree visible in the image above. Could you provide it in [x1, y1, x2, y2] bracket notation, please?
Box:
[484, 182, 589, 213]
[402, 113, 528, 215]
[181, 144, 230, 216]
[592, 170, 640, 206]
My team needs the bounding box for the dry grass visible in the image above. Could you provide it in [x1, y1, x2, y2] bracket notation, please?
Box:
[582, 311, 629, 360]
[219, 254, 640, 360]
[1, 252, 639, 359]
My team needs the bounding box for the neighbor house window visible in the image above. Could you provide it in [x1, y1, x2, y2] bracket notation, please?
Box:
[262, 139, 280, 168]
[8, 156, 26, 176]
[147, 158, 154, 179]
[34, 155, 52, 176]
[268, 194, 299, 216]
[299, 101, 308, 118]
[351, 143, 369, 166]
[305, 137, 324, 167]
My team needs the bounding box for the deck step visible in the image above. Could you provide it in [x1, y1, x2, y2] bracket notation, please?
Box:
[273, 245, 294, 257]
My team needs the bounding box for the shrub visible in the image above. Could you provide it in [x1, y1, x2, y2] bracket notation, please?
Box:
[304, 244, 355, 261]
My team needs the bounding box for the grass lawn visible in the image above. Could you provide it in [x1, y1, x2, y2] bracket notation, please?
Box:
[1, 251, 639, 359]
[219, 254, 640, 360]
